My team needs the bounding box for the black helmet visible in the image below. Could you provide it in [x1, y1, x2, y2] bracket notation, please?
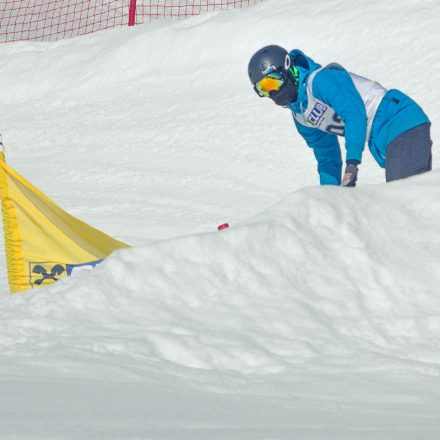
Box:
[248, 45, 290, 84]
[248, 45, 298, 106]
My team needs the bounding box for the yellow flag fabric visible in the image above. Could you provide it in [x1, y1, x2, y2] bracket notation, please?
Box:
[0, 149, 130, 293]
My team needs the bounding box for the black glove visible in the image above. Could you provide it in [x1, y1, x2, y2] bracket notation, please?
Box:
[341, 163, 359, 187]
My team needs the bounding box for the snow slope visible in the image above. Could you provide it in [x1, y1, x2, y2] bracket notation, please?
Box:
[0, 0, 440, 438]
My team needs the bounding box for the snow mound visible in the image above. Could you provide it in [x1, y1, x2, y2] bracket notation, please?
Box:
[3, 171, 440, 380]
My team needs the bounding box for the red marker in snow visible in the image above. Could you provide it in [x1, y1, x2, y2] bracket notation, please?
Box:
[217, 223, 229, 231]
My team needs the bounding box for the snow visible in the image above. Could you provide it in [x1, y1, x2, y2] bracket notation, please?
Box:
[0, 0, 440, 438]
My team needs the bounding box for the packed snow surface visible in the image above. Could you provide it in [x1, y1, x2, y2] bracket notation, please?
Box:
[0, 0, 440, 438]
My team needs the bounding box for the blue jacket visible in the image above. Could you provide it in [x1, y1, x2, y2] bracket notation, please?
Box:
[286, 50, 430, 185]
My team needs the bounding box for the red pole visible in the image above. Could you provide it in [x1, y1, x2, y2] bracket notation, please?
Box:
[128, 0, 137, 26]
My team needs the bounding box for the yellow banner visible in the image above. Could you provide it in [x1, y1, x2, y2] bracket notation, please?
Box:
[0, 148, 130, 293]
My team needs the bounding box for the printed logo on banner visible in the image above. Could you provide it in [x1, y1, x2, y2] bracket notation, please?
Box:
[29, 260, 103, 287]
[30, 262, 66, 287]
[306, 102, 328, 126]
[66, 260, 102, 277]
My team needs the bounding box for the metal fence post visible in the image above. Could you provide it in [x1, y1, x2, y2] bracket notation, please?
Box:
[128, 0, 137, 26]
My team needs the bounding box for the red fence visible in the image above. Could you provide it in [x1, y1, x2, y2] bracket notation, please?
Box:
[0, 0, 261, 43]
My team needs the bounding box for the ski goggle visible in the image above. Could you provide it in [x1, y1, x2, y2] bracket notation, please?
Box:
[254, 71, 285, 97]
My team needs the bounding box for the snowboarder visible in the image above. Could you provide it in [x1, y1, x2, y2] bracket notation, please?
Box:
[248, 45, 432, 186]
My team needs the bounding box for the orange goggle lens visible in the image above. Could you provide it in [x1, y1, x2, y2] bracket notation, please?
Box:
[255, 72, 285, 97]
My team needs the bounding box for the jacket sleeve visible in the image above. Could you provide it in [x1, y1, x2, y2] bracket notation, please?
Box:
[312, 67, 367, 163]
[294, 119, 342, 185]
